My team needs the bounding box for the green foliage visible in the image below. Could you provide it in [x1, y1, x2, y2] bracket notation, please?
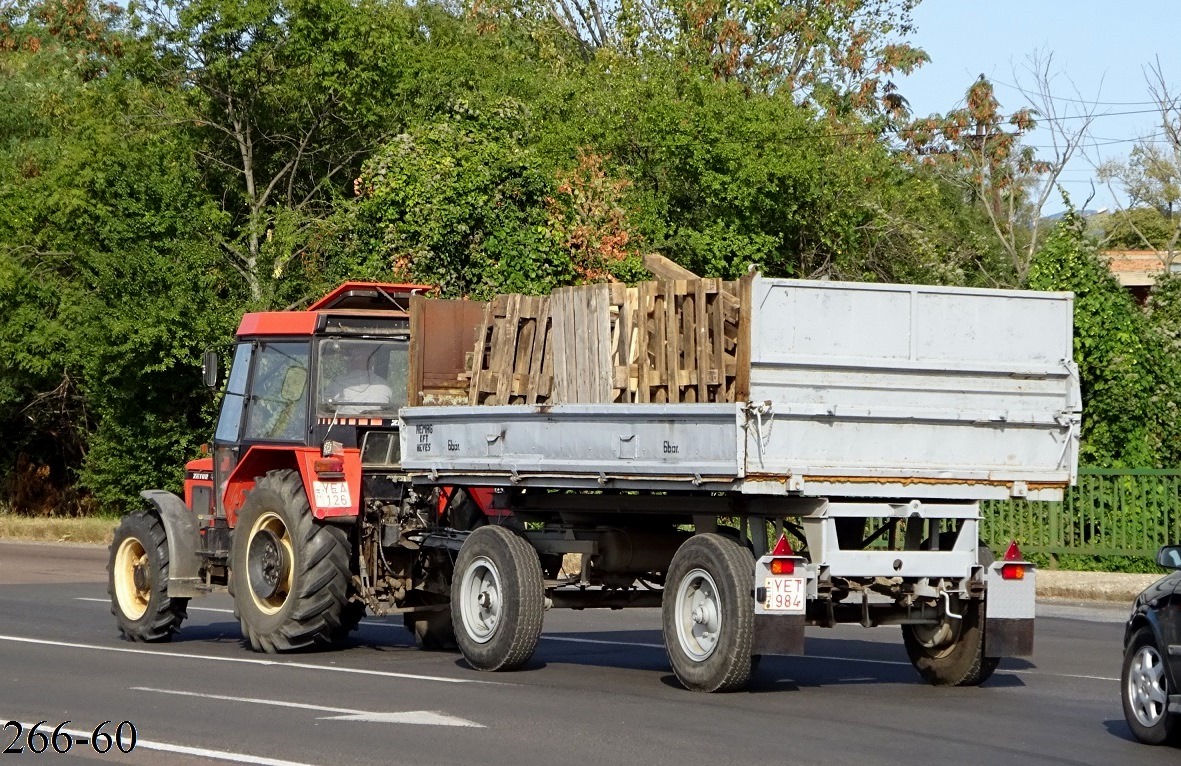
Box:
[1028, 211, 1179, 467]
[332, 102, 572, 298]
[1094, 206, 1177, 250]
[0, 0, 1177, 533]
[0, 15, 238, 512]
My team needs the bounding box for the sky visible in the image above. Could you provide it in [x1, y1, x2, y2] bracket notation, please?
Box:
[897, 0, 1181, 215]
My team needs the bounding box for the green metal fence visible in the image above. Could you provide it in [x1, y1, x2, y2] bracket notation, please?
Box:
[981, 468, 1181, 557]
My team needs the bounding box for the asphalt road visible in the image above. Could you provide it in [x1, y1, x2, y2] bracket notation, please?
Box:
[0, 541, 1173, 766]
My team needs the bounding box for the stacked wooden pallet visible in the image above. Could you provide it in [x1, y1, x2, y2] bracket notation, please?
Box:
[466, 275, 751, 405]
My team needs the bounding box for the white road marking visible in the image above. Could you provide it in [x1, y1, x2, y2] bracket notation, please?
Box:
[132, 687, 483, 727]
[73, 599, 1119, 682]
[0, 717, 319, 766]
[0, 634, 493, 685]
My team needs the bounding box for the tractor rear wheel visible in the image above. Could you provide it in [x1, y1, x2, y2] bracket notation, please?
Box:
[230, 470, 351, 653]
[108, 511, 189, 642]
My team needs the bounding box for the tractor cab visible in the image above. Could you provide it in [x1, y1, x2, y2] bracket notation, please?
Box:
[190, 283, 428, 535]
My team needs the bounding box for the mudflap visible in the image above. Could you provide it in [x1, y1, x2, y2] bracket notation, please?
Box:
[753, 613, 805, 655]
[984, 560, 1036, 658]
[752, 551, 809, 656]
[140, 489, 205, 598]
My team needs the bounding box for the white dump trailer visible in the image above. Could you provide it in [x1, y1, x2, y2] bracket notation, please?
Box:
[400, 276, 1080, 692]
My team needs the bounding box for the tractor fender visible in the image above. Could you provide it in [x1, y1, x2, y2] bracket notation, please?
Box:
[140, 490, 205, 598]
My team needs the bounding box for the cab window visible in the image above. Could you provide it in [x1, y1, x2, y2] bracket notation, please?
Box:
[214, 343, 253, 443]
[244, 342, 311, 441]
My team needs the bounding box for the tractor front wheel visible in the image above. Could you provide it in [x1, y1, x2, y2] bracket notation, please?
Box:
[108, 511, 189, 642]
[230, 470, 351, 653]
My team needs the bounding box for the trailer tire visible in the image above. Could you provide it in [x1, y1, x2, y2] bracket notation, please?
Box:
[663, 534, 756, 693]
[902, 599, 998, 686]
[108, 511, 189, 642]
[451, 525, 544, 671]
[230, 470, 351, 653]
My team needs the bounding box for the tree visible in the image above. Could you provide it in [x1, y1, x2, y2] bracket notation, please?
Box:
[332, 102, 574, 298]
[0, 1, 236, 512]
[132, 0, 498, 305]
[482, 0, 928, 115]
[1027, 211, 1173, 467]
[901, 58, 1096, 285]
[1092, 206, 1175, 251]
[1096, 58, 1181, 265]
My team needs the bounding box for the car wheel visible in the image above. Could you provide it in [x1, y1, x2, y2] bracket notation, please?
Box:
[1122, 626, 1181, 745]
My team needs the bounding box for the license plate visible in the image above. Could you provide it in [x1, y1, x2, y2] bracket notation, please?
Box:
[313, 481, 352, 509]
[763, 576, 805, 613]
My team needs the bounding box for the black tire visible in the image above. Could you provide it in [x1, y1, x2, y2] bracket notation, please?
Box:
[448, 489, 488, 531]
[332, 598, 366, 643]
[902, 598, 998, 686]
[1122, 626, 1181, 745]
[108, 511, 189, 642]
[662, 533, 756, 693]
[451, 525, 545, 671]
[229, 470, 351, 653]
[404, 609, 458, 651]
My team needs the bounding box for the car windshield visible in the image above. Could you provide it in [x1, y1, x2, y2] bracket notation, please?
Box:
[317, 339, 408, 418]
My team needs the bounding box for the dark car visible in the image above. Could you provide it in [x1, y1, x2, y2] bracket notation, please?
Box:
[1122, 544, 1181, 744]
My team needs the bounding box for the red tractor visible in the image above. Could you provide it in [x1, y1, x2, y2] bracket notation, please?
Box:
[107, 283, 494, 651]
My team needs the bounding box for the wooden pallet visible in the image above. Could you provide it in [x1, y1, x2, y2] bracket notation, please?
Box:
[467, 274, 751, 405]
[468, 294, 554, 405]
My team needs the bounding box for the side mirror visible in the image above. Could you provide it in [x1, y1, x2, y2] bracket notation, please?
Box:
[280, 367, 308, 402]
[1156, 545, 1181, 570]
[202, 350, 219, 389]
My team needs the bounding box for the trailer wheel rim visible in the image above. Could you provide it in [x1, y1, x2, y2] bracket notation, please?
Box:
[113, 536, 151, 621]
[1128, 644, 1168, 727]
[458, 556, 502, 644]
[674, 568, 722, 661]
[247, 511, 293, 615]
[909, 618, 960, 656]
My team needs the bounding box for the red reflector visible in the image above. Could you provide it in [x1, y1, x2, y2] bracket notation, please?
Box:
[771, 534, 794, 557]
[314, 457, 344, 474]
[1004, 540, 1023, 561]
[1000, 563, 1025, 580]
[770, 558, 795, 575]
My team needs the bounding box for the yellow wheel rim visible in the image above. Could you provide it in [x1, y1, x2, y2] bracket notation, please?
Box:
[114, 536, 151, 621]
[247, 511, 294, 615]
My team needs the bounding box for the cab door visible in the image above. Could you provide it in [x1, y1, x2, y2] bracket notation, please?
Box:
[212, 343, 253, 519]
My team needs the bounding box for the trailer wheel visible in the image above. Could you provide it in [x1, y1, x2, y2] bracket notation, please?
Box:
[451, 525, 544, 671]
[662, 534, 755, 693]
[108, 511, 189, 642]
[230, 470, 351, 653]
[902, 598, 998, 686]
